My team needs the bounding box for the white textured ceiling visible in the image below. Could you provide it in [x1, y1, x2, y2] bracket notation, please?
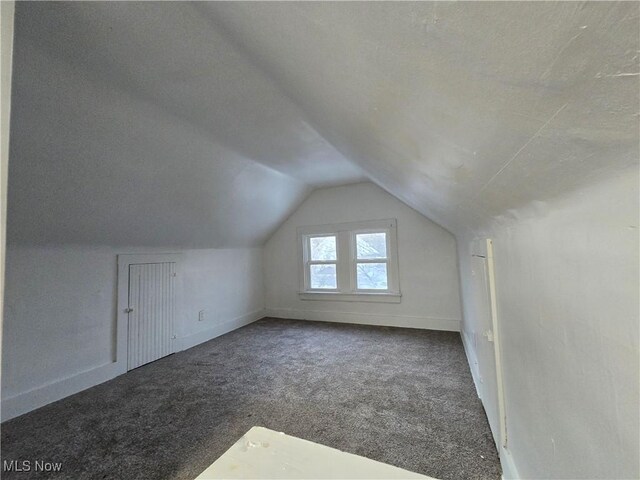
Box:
[7, 2, 639, 247]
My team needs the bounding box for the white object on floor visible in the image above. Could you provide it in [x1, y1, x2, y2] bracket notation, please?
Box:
[195, 426, 435, 479]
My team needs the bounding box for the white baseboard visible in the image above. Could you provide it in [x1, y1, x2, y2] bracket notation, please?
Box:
[265, 308, 460, 332]
[177, 309, 265, 351]
[1, 309, 265, 422]
[1, 361, 123, 422]
[500, 446, 521, 479]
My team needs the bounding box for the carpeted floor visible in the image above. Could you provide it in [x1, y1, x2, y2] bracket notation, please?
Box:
[1, 318, 501, 480]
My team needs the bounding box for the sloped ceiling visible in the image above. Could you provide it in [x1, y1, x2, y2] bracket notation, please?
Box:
[7, 2, 364, 247]
[7, 2, 639, 247]
[203, 1, 639, 233]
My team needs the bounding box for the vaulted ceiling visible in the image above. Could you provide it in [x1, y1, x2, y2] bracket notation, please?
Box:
[7, 2, 639, 247]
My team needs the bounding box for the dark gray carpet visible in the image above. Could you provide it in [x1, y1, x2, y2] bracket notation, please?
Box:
[1, 318, 501, 480]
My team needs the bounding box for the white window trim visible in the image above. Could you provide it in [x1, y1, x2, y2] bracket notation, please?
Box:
[302, 233, 339, 292]
[297, 219, 401, 303]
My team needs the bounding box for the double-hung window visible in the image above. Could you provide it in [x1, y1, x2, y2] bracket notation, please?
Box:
[307, 235, 338, 289]
[354, 231, 389, 290]
[299, 219, 400, 303]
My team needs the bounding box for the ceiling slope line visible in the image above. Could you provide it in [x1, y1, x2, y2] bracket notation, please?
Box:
[477, 102, 569, 196]
[193, 5, 465, 235]
[192, 3, 371, 182]
[187, 3, 367, 188]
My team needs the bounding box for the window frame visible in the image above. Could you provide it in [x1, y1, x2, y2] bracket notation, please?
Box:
[352, 229, 391, 293]
[298, 219, 401, 303]
[303, 233, 339, 292]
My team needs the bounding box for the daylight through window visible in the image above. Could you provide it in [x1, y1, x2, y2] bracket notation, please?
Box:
[298, 219, 400, 302]
[308, 235, 337, 289]
[355, 232, 388, 290]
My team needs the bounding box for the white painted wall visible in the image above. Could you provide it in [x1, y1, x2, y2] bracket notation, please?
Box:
[1, 245, 264, 420]
[459, 168, 639, 479]
[264, 183, 462, 331]
[0, 1, 15, 416]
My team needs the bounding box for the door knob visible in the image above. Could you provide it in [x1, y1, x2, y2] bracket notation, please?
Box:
[125, 307, 134, 313]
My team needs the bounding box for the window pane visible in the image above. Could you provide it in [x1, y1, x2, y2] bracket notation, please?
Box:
[310, 264, 337, 289]
[356, 263, 388, 290]
[310, 236, 337, 261]
[356, 232, 387, 259]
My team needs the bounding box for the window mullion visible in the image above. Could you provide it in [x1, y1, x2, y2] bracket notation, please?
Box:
[336, 231, 351, 293]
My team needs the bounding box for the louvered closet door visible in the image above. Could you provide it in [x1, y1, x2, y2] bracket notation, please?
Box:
[127, 262, 176, 370]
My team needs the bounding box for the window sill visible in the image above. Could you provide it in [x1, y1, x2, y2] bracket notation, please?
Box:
[298, 291, 402, 303]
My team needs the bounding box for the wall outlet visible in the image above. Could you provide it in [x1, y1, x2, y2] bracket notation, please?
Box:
[198, 310, 206, 322]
